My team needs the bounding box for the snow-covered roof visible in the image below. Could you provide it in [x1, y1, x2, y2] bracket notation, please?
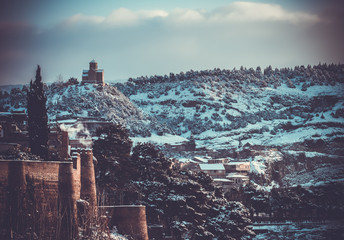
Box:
[90, 59, 97, 63]
[97, 69, 104, 72]
[226, 161, 250, 165]
[199, 163, 225, 171]
[83, 70, 88, 73]
[213, 178, 232, 182]
[193, 156, 208, 163]
[226, 173, 249, 178]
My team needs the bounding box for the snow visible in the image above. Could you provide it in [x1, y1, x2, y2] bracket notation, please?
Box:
[267, 126, 340, 145]
[250, 149, 283, 175]
[131, 133, 188, 146]
[59, 122, 91, 140]
[193, 156, 208, 163]
[199, 163, 225, 171]
[252, 220, 343, 240]
[250, 160, 266, 175]
[251, 180, 280, 192]
[227, 161, 249, 165]
[286, 150, 343, 159]
[226, 173, 249, 178]
[110, 230, 128, 240]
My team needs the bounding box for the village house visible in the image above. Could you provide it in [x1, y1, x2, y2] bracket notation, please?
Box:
[192, 156, 251, 192]
[226, 172, 250, 189]
[224, 161, 250, 174]
[192, 156, 210, 163]
[199, 163, 226, 178]
[208, 158, 229, 164]
[213, 178, 233, 193]
[82, 59, 105, 86]
[0, 110, 28, 151]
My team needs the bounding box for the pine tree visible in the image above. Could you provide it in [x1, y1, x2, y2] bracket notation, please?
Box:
[27, 65, 49, 158]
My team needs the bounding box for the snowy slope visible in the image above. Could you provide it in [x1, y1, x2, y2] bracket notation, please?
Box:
[117, 65, 344, 151]
[1, 64, 343, 187]
[0, 83, 171, 137]
[116, 64, 344, 187]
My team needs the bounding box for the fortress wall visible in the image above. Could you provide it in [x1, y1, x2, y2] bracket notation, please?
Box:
[0, 160, 80, 239]
[72, 153, 81, 201]
[80, 149, 97, 207]
[106, 205, 149, 240]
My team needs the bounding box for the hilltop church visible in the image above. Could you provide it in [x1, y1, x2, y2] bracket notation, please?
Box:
[82, 59, 104, 86]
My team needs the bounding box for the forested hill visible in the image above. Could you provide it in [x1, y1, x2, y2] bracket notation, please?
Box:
[1, 63, 344, 189]
[115, 63, 344, 190]
[115, 63, 344, 150]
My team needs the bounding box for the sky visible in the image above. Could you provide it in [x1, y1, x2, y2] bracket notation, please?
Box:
[0, 0, 343, 85]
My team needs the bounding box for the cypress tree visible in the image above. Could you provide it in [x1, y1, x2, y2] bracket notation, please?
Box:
[27, 65, 49, 158]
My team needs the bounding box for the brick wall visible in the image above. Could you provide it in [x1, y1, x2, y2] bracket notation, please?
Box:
[0, 159, 81, 239]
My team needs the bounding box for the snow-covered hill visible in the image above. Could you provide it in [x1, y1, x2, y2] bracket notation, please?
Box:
[115, 64, 344, 187]
[1, 63, 343, 188]
[0, 82, 170, 137]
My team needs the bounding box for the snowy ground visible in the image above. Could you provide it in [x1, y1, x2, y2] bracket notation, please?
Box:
[252, 220, 344, 240]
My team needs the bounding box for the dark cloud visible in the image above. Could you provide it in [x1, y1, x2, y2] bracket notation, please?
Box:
[0, 21, 37, 85]
[306, 0, 344, 63]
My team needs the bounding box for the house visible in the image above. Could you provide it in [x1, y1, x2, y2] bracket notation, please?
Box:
[82, 60, 104, 86]
[0, 111, 29, 150]
[199, 163, 226, 178]
[193, 156, 210, 163]
[213, 178, 233, 193]
[226, 172, 250, 189]
[208, 158, 229, 164]
[224, 161, 250, 173]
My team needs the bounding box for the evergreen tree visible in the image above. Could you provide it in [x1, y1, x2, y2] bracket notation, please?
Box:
[93, 125, 253, 239]
[27, 65, 49, 158]
[93, 124, 133, 191]
[130, 143, 253, 239]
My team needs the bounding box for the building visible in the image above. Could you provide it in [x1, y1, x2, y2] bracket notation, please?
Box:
[82, 59, 104, 86]
[213, 178, 233, 193]
[192, 156, 210, 163]
[208, 158, 229, 164]
[0, 148, 97, 239]
[226, 172, 250, 189]
[224, 161, 250, 173]
[0, 111, 29, 151]
[199, 163, 226, 178]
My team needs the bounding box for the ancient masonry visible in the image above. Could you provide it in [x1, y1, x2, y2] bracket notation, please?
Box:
[82, 59, 105, 86]
[0, 129, 149, 240]
[0, 149, 94, 239]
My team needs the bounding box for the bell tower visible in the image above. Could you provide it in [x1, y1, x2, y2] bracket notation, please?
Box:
[89, 59, 98, 71]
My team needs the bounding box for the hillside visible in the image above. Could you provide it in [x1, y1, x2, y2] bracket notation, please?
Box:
[1, 63, 343, 189]
[0, 82, 170, 137]
[115, 64, 344, 188]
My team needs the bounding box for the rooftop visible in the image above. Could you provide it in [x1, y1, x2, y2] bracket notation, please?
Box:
[193, 156, 208, 163]
[227, 173, 249, 178]
[226, 161, 250, 165]
[213, 178, 232, 182]
[199, 163, 225, 171]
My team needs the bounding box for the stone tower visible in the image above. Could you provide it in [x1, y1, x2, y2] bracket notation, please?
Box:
[82, 60, 104, 86]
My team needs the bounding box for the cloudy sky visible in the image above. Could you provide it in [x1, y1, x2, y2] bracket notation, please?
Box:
[0, 0, 343, 85]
